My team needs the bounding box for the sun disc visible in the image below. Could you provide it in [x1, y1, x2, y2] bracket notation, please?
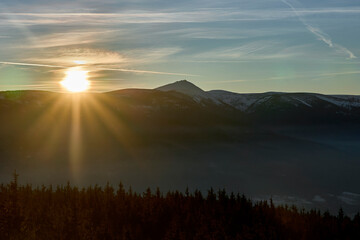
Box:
[61, 68, 90, 92]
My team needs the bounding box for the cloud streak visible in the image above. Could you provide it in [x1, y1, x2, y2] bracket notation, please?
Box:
[23, 31, 115, 49]
[281, 0, 356, 59]
[0, 61, 195, 77]
[0, 61, 64, 68]
[1, 9, 354, 27]
[95, 67, 196, 77]
[1, 7, 360, 25]
[193, 41, 306, 61]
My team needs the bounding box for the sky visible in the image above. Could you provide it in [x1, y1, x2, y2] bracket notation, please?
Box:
[0, 0, 359, 94]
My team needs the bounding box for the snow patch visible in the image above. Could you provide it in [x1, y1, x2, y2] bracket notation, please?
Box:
[208, 90, 261, 111]
[312, 195, 326, 203]
[337, 192, 360, 205]
[316, 95, 360, 108]
[157, 80, 220, 104]
[292, 97, 312, 107]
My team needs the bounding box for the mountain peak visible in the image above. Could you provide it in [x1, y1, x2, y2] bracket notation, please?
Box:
[156, 80, 207, 97]
[156, 80, 205, 95]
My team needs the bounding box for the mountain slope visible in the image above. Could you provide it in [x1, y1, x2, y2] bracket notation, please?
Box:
[0, 81, 359, 128]
[208, 90, 360, 112]
[156, 80, 219, 103]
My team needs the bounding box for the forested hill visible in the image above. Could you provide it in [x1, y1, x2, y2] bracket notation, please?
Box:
[1, 173, 360, 240]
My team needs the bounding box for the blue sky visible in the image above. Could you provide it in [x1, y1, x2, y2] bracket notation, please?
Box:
[0, 0, 359, 94]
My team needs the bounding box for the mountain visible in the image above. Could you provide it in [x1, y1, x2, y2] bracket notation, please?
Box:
[0, 81, 360, 215]
[1, 81, 360, 127]
[154, 81, 360, 124]
[0, 81, 359, 126]
[156, 80, 219, 103]
[208, 90, 360, 112]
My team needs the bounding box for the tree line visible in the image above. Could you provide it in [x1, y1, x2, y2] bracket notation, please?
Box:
[0, 172, 359, 239]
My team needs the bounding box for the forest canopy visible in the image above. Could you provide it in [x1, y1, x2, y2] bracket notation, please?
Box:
[0, 172, 359, 240]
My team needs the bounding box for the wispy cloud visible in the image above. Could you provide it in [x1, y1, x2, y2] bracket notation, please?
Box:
[122, 47, 182, 65]
[0, 61, 64, 68]
[161, 27, 302, 40]
[22, 31, 115, 49]
[25, 48, 126, 65]
[306, 26, 333, 47]
[0, 60, 194, 77]
[0, 11, 285, 25]
[94, 67, 196, 77]
[193, 41, 305, 61]
[1, 6, 360, 26]
[24, 46, 182, 67]
[206, 70, 360, 85]
[281, 0, 357, 59]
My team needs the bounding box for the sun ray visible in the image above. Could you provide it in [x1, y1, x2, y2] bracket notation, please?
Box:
[69, 94, 83, 183]
[22, 93, 70, 160]
[84, 94, 139, 158]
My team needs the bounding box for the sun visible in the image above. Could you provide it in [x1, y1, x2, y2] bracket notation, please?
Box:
[61, 68, 90, 92]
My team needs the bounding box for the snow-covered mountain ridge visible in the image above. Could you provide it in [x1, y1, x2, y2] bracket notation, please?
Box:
[156, 80, 360, 112]
[156, 80, 220, 103]
[1, 80, 359, 125]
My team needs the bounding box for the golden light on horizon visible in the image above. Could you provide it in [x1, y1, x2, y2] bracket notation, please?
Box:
[61, 68, 90, 92]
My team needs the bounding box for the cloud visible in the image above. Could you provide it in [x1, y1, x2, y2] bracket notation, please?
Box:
[20, 30, 116, 49]
[306, 26, 356, 59]
[193, 41, 305, 61]
[1, 6, 360, 26]
[295, 8, 360, 14]
[317, 71, 360, 77]
[161, 26, 302, 40]
[0, 60, 194, 77]
[0, 10, 286, 25]
[93, 67, 196, 76]
[122, 47, 182, 64]
[306, 26, 333, 47]
[0, 61, 64, 68]
[335, 45, 357, 59]
[23, 46, 182, 67]
[281, 0, 357, 59]
[26, 48, 126, 65]
[0, 9, 326, 26]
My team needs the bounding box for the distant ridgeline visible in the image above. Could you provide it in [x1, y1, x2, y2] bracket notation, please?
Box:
[1, 80, 360, 126]
[156, 80, 360, 125]
[0, 173, 359, 239]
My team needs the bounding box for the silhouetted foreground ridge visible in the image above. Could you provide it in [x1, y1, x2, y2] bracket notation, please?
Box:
[0, 173, 359, 239]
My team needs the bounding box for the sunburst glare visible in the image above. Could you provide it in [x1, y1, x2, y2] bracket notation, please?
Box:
[61, 67, 90, 92]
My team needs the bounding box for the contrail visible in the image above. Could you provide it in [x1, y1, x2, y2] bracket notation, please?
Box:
[0, 61, 65, 68]
[281, 0, 356, 59]
[0, 61, 197, 76]
[95, 67, 198, 77]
